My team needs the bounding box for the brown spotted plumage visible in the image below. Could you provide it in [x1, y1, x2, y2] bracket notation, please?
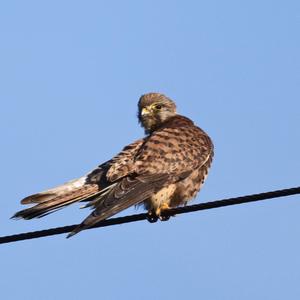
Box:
[13, 93, 214, 237]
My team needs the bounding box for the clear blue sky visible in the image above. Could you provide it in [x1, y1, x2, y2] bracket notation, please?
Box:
[1, 1, 299, 299]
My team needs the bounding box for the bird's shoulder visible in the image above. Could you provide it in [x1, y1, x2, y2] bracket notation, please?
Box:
[87, 115, 213, 184]
[140, 115, 213, 153]
[134, 115, 213, 175]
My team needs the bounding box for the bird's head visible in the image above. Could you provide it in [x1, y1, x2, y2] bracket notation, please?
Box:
[138, 93, 177, 134]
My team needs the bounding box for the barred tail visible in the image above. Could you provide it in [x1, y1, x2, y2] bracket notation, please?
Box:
[12, 177, 100, 219]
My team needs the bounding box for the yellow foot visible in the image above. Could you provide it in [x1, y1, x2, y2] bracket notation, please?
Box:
[156, 203, 171, 221]
[147, 204, 175, 223]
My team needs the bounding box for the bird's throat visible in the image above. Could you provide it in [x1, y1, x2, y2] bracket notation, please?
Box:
[141, 112, 177, 134]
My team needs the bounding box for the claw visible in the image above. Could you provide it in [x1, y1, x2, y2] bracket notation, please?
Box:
[147, 203, 175, 223]
[156, 203, 172, 221]
[159, 214, 171, 222]
[147, 211, 158, 223]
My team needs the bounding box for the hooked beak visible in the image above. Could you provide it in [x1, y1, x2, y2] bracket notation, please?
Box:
[141, 107, 151, 116]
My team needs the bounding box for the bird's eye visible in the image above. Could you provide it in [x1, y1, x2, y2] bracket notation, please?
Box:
[155, 104, 162, 110]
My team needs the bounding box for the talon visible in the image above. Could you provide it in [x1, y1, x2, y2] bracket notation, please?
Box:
[159, 214, 170, 221]
[156, 203, 172, 221]
[147, 211, 158, 223]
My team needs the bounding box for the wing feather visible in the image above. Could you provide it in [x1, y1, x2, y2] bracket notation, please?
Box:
[68, 174, 170, 237]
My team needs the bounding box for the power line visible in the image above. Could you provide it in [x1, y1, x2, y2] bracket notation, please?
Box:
[1, 186, 299, 245]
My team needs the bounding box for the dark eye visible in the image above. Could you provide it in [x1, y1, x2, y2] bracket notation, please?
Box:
[155, 104, 162, 110]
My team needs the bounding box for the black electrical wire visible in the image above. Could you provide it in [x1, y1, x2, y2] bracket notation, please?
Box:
[0, 186, 299, 245]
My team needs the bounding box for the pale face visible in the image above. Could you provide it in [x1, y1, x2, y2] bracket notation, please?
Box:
[138, 99, 177, 134]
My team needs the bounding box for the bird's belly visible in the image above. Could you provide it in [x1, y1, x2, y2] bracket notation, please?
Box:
[169, 167, 209, 207]
[144, 184, 176, 211]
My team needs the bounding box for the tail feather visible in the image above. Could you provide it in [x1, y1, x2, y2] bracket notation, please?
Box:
[12, 177, 101, 220]
[21, 193, 58, 205]
[21, 177, 88, 204]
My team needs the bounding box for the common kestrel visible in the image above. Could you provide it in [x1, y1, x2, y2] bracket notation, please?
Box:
[13, 93, 214, 237]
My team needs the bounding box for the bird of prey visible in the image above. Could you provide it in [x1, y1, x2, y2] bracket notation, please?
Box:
[13, 93, 214, 237]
